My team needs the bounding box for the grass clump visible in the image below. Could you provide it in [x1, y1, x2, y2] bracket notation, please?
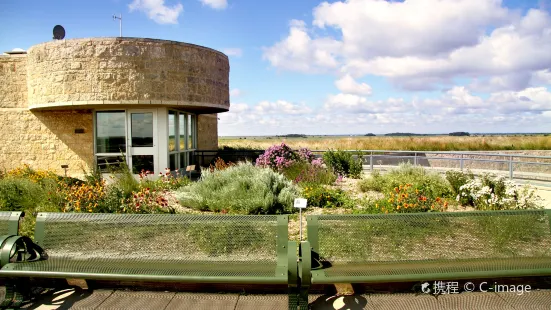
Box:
[359, 163, 451, 199]
[176, 162, 299, 214]
[322, 150, 363, 179]
[301, 184, 352, 208]
[282, 161, 337, 186]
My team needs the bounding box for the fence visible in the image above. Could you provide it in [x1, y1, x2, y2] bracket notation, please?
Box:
[193, 149, 551, 182]
[309, 150, 551, 181]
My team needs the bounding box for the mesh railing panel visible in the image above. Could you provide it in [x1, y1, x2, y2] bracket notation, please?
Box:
[322, 257, 551, 277]
[39, 213, 279, 263]
[315, 211, 551, 263]
[6, 259, 279, 277]
[0, 212, 14, 235]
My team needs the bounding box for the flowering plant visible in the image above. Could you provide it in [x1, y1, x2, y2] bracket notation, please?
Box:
[457, 173, 543, 210]
[255, 143, 301, 170]
[297, 148, 316, 162]
[375, 183, 448, 213]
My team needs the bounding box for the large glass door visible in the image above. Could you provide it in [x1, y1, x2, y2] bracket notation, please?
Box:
[127, 110, 158, 175]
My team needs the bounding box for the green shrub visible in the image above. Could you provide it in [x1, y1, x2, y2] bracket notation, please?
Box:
[282, 162, 337, 186]
[176, 162, 299, 214]
[358, 169, 385, 192]
[0, 178, 48, 211]
[301, 184, 352, 208]
[322, 150, 363, 179]
[445, 170, 474, 196]
[358, 163, 451, 200]
[107, 160, 140, 198]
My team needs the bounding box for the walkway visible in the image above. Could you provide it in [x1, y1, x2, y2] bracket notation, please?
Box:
[23, 287, 551, 310]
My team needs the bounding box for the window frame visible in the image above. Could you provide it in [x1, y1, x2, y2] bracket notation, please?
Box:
[167, 110, 197, 172]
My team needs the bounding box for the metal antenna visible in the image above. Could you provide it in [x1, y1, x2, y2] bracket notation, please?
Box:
[113, 14, 122, 37]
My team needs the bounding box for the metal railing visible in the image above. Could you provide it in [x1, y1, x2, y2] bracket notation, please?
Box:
[193, 149, 551, 181]
[309, 150, 551, 181]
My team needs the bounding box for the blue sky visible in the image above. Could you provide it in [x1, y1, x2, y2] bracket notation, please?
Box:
[2, 0, 551, 135]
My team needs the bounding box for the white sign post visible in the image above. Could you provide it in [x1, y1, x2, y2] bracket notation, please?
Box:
[294, 198, 307, 241]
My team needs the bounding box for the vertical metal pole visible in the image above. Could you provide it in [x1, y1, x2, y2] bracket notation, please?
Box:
[113, 14, 122, 37]
[299, 208, 302, 241]
[414, 152, 418, 166]
[370, 151, 373, 171]
[509, 155, 513, 179]
[460, 154, 464, 171]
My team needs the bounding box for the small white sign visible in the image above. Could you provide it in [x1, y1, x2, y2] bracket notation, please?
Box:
[294, 198, 307, 209]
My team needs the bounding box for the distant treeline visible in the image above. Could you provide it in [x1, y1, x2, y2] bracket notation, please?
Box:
[276, 134, 307, 138]
[384, 133, 430, 136]
[449, 132, 470, 136]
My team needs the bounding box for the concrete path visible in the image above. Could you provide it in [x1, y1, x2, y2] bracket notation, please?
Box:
[22, 288, 551, 310]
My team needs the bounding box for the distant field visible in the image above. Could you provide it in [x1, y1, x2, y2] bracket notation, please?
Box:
[218, 135, 551, 151]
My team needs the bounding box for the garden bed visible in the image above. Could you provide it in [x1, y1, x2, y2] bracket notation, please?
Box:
[0, 143, 546, 241]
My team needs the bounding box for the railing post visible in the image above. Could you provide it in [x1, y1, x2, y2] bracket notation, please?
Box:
[460, 154, 464, 171]
[509, 155, 513, 179]
[414, 152, 418, 166]
[370, 151, 373, 171]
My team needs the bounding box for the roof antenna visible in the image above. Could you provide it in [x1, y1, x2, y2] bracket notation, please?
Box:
[113, 14, 122, 37]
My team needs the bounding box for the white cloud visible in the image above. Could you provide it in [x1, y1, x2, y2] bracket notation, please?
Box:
[222, 48, 242, 57]
[533, 70, 551, 85]
[129, 0, 183, 24]
[335, 74, 372, 95]
[263, 0, 551, 91]
[313, 0, 509, 58]
[199, 0, 228, 10]
[254, 100, 313, 115]
[230, 88, 242, 97]
[262, 20, 341, 73]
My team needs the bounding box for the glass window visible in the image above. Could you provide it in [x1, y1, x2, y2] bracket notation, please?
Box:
[96, 156, 125, 173]
[96, 111, 125, 153]
[188, 115, 194, 149]
[169, 154, 177, 171]
[168, 111, 176, 152]
[179, 114, 187, 150]
[168, 111, 197, 172]
[131, 113, 153, 147]
[132, 155, 154, 174]
[180, 153, 188, 169]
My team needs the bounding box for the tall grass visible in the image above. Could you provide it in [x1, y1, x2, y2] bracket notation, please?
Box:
[219, 136, 551, 151]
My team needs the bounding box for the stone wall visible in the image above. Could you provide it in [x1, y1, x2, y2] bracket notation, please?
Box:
[0, 109, 94, 177]
[26, 38, 230, 112]
[0, 37, 229, 176]
[0, 56, 27, 108]
[197, 114, 218, 150]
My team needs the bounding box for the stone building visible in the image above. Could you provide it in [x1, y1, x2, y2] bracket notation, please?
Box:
[0, 37, 229, 177]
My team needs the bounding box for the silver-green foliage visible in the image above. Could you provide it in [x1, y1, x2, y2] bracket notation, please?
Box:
[176, 162, 300, 214]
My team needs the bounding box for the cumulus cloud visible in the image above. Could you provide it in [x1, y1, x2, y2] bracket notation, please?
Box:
[335, 74, 372, 95]
[230, 88, 242, 97]
[263, 0, 551, 91]
[262, 20, 341, 73]
[219, 85, 551, 136]
[254, 100, 313, 115]
[222, 48, 242, 57]
[199, 0, 227, 10]
[129, 0, 183, 24]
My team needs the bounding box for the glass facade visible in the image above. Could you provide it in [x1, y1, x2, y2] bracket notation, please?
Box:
[131, 112, 154, 147]
[95, 111, 125, 153]
[168, 110, 196, 171]
[95, 109, 196, 174]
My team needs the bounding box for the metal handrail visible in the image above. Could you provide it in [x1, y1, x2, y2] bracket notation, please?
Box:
[198, 149, 551, 180]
